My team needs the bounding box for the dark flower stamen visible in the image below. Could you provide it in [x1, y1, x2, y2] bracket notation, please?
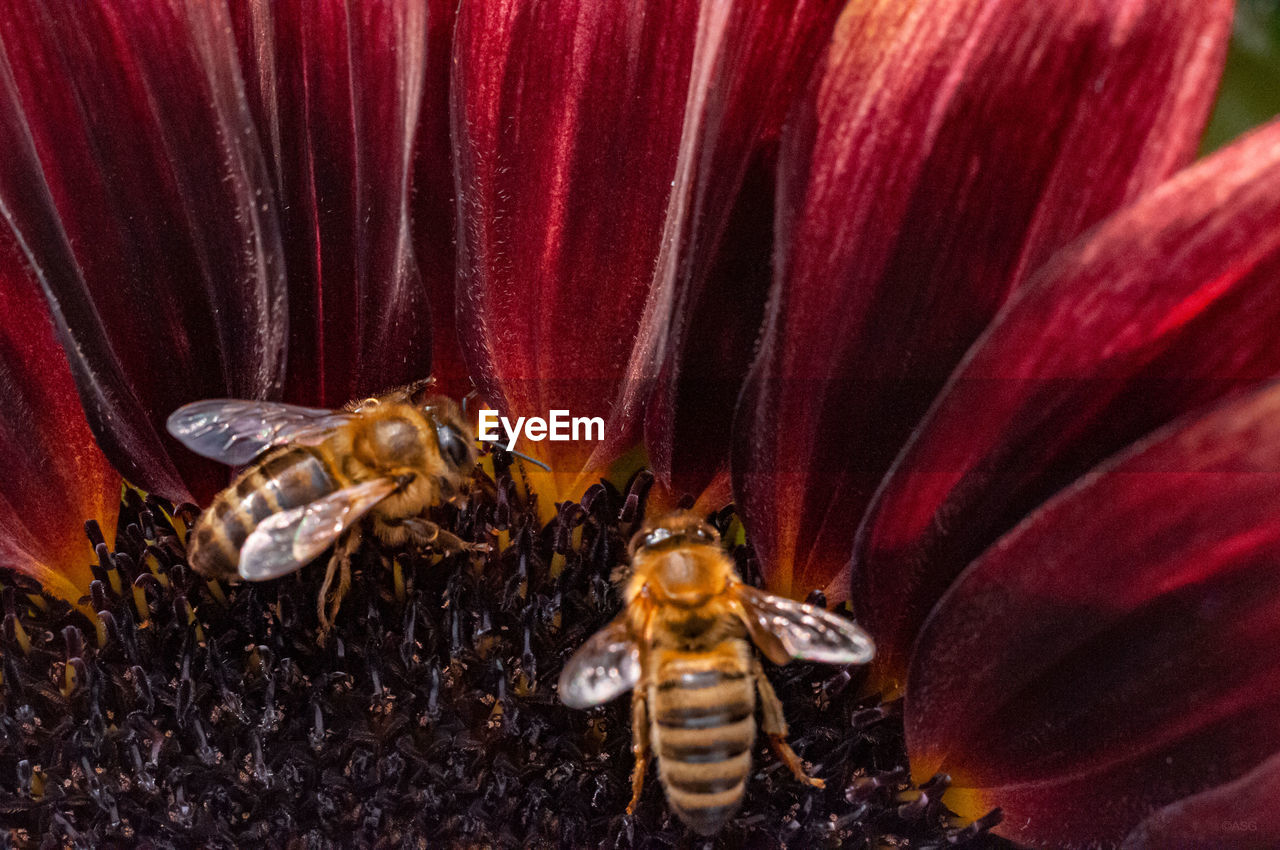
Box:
[0, 465, 1008, 850]
[0, 466, 1007, 847]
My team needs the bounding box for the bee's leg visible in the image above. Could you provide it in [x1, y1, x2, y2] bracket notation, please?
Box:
[626, 687, 650, 814]
[316, 528, 361, 644]
[327, 531, 357, 627]
[317, 557, 338, 638]
[393, 517, 490, 555]
[754, 659, 824, 789]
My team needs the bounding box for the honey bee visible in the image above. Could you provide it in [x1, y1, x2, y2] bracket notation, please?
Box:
[558, 512, 875, 835]
[166, 380, 483, 637]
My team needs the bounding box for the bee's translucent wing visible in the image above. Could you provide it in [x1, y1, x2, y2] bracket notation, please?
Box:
[557, 617, 641, 709]
[166, 399, 354, 465]
[734, 584, 875, 666]
[237, 479, 397, 581]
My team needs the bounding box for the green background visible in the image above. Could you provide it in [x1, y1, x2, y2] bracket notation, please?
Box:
[1204, 0, 1280, 151]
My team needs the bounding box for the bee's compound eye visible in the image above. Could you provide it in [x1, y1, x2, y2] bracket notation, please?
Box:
[641, 527, 673, 550]
[689, 523, 720, 545]
[435, 422, 470, 468]
[627, 526, 665, 556]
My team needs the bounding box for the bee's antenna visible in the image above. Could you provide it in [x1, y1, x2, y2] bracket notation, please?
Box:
[477, 438, 552, 472]
[510, 449, 551, 472]
[462, 389, 478, 416]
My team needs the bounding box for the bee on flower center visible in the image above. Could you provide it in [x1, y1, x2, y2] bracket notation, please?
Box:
[166, 379, 484, 639]
[558, 511, 875, 835]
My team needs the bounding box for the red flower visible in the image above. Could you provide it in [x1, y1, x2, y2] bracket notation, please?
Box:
[2, 1, 1279, 846]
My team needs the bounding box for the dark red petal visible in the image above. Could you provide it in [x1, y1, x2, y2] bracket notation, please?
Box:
[232, 0, 436, 409]
[1, 3, 437, 504]
[0, 233, 119, 601]
[1123, 751, 1280, 850]
[905, 382, 1280, 848]
[0, 0, 288, 502]
[635, 1, 844, 502]
[857, 120, 1280, 686]
[733, 0, 1233, 601]
[452, 0, 701, 495]
[411, 0, 471, 400]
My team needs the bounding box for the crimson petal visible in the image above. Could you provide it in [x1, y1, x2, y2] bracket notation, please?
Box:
[231, 0, 436, 409]
[1, 2, 437, 504]
[452, 0, 702, 496]
[0, 233, 119, 602]
[733, 0, 1232, 601]
[411, 0, 471, 400]
[0, 0, 292, 502]
[905, 382, 1280, 848]
[1122, 750, 1280, 850]
[856, 120, 1280, 685]
[634, 0, 844, 501]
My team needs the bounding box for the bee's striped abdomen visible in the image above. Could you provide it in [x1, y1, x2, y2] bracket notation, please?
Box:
[650, 643, 756, 836]
[187, 447, 339, 580]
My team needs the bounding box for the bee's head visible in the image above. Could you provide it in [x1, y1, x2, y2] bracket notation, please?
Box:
[627, 512, 729, 608]
[420, 396, 477, 474]
[628, 511, 721, 557]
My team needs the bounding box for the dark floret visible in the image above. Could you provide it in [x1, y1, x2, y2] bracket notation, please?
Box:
[0, 465, 1011, 849]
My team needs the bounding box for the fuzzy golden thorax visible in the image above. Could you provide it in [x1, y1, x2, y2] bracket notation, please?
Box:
[326, 395, 476, 521]
[624, 513, 743, 649]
